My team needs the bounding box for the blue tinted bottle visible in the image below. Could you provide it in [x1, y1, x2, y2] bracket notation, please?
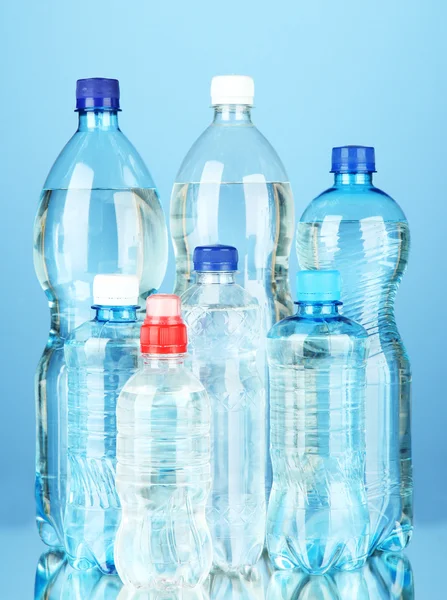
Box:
[267, 271, 369, 574]
[64, 275, 141, 573]
[182, 245, 266, 571]
[296, 147, 412, 551]
[33, 78, 167, 545]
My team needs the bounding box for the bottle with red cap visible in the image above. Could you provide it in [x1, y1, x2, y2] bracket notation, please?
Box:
[115, 294, 212, 590]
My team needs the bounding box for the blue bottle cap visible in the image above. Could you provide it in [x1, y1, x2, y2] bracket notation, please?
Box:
[331, 145, 376, 173]
[296, 270, 341, 302]
[193, 245, 238, 271]
[76, 78, 120, 110]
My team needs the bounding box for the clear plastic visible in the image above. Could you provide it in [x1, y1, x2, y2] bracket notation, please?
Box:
[33, 108, 167, 546]
[171, 104, 294, 498]
[206, 565, 265, 600]
[64, 305, 141, 573]
[296, 172, 412, 552]
[267, 551, 414, 599]
[182, 271, 265, 571]
[115, 354, 212, 590]
[267, 300, 369, 573]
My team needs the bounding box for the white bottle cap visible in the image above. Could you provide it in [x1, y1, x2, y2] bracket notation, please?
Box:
[93, 274, 139, 306]
[211, 75, 254, 106]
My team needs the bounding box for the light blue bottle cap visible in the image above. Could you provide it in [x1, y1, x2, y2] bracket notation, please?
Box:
[296, 270, 341, 302]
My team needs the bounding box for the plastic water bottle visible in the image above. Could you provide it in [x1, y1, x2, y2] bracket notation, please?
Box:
[33, 78, 168, 546]
[266, 270, 369, 574]
[64, 275, 141, 573]
[296, 146, 412, 552]
[170, 75, 294, 498]
[181, 245, 265, 571]
[115, 294, 212, 590]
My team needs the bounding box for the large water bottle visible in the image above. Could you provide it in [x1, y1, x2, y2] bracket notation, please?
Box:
[266, 270, 369, 574]
[64, 275, 141, 573]
[115, 294, 212, 590]
[170, 75, 294, 498]
[33, 78, 168, 546]
[296, 146, 412, 552]
[181, 245, 265, 571]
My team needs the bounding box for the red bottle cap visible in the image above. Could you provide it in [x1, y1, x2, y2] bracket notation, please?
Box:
[140, 294, 187, 354]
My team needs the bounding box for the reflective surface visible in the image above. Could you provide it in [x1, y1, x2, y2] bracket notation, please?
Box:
[4, 522, 444, 598]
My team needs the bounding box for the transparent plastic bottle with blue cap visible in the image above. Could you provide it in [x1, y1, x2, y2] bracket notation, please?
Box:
[170, 75, 295, 500]
[33, 78, 168, 546]
[63, 274, 141, 573]
[115, 294, 212, 590]
[181, 245, 266, 572]
[296, 146, 412, 552]
[266, 270, 369, 574]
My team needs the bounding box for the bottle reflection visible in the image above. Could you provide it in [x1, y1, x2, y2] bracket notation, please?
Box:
[205, 565, 265, 599]
[35, 550, 208, 599]
[267, 552, 413, 600]
[35, 551, 412, 600]
[35, 550, 68, 599]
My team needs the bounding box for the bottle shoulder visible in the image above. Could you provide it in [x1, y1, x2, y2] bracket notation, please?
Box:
[120, 363, 207, 399]
[300, 183, 407, 223]
[181, 282, 259, 309]
[268, 312, 368, 341]
[175, 122, 289, 184]
[43, 128, 156, 190]
[65, 319, 141, 345]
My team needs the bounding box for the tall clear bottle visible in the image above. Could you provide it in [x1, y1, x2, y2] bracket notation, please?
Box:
[170, 75, 294, 497]
[182, 245, 265, 571]
[33, 78, 168, 546]
[115, 295, 212, 590]
[267, 271, 369, 574]
[64, 275, 141, 573]
[296, 146, 412, 552]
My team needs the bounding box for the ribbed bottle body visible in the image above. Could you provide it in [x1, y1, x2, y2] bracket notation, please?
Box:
[64, 316, 140, 572]
[116, 359, 212, 589]
[267, 308, 369, 573]
[297, 188, 412, 552]
[182, 277, 266, 571]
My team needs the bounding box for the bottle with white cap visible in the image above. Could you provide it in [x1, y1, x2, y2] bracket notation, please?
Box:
[170, 75, 295, 499]
[63, 274, 142, 574]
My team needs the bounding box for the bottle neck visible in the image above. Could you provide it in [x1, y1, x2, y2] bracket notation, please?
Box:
[142, 353, 186, 368]
[333, 172, 373, 186]
[94, 305, 138, 322]
[77, 109, 120, 132]
[196, 271, 236, 284]
[212, 104, 253, 125]
[296, 301, 341, 317]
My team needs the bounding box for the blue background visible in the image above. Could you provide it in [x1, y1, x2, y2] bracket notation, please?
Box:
[0, 0, 445, 595]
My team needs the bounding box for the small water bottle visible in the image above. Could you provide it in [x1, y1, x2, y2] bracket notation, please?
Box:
[115, 294, 212, 590]
[182, 245, 266, 571]
[296, 146, 412, 552]
[64, 274, 141, 573]
[267, 270, 369, 574]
